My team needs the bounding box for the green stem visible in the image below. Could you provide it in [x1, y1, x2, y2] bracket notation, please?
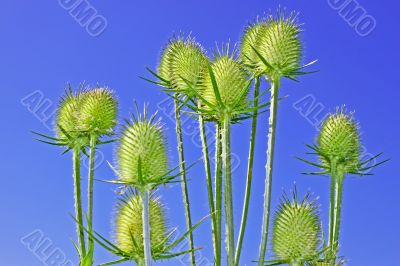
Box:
[214, 122, 223, 266]
[258, 76, 280, 266]
[328, 159, 337, 261]
[332, 167, 344, 262]
[222, 114, 234, 266]
[141, 190, 152, 266]
[235, 77, 260, 266]
[73, 148, 86, 258]
[87, 134, 96, 261]
[173, 94, 196, 266]
[198, 102, 220, 265]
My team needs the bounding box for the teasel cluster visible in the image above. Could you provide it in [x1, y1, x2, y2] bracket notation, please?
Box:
[34, 85, 118, 265]
[33, 6, 387, 266]
[297, 107, 387, 264]
[239, 10, 318, 266]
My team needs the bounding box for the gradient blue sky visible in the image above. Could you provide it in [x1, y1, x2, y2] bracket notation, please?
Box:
[1, 1, 399, 265]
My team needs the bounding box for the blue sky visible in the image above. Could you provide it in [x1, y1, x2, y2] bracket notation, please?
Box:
[1, 0, 399, 265]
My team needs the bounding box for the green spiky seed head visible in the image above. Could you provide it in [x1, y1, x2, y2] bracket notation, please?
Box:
[115, 194, 167, 261]
[272, 192, 320, 263]
[317, 109, 360, 171]
[158, 37, 207, 97]
[240, 22, 268, 75]
[243, 12, 302, 78]
[79, 87, 118, 136]
[200, 54, 249, 119]
[118, 114, 167, 186]
[55, 89, 83, 140]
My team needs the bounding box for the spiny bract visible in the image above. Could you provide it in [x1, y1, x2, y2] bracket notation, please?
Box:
[55, 89, 84, 140]
[317, 109, 360, 172]
[200, 53, 249, 119]
[241, 12, 302, 78]
[158, 37, 207, 96]
[118, 114, 167, 185]
[79, 87, 118, 136]
[272, 192, 320, 263]
[115, 193, 167, 262]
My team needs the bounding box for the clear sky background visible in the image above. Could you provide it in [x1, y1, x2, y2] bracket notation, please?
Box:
[1, 0, 399, 265]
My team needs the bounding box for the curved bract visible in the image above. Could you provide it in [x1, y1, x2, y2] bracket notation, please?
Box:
[272, 191, 320, 264]
[79, 87, 118, 137]
[200, 53, 249, 120]
[118, 113, 167, 186]
[115, 193, 168, 262]
[158, 37, 207, 97]
[241, 12, 302, 79]
[317, 109, 360, 172]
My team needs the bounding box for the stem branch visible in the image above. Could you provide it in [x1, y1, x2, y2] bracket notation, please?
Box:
[235, 77, 260, 265]
[174, 94, 196, 266]
[258, 76, 280, 265]
[198, 102, 220, 265]
[73, 148, 86, 258]
[141, 190, 152, 266]
[222, 114, 234, 266]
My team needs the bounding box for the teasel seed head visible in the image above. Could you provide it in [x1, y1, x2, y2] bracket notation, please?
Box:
[79, 87, 118, 137]
[241, 11, 302, 78]
[55, 88, 84, 141]
[240, 21, 268, 76]
[200, 48, 249, 120]
[317, 108, 360, 172]
[272, 190, 321, 264]
[117, 110, 167, 187]
[115, 193, 168, 262]
[158, 36, 207, 97]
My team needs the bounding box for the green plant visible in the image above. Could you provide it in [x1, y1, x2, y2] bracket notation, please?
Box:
[157, 36, 209, 266]
[239, 11, 316, 265]
[194, 47, 260, 265]
[33, 8, 387, 266]
[268, 189, 321, 266]
[297, 107, 387, 263]
[34, 85, 117, 265]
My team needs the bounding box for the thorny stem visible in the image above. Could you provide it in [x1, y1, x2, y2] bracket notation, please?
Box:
[215, 122, 223, 265]
[328, 159, 337, 262]
[330, 163, 345, 264]
[73, 148, 86, 258]
[87, 134, 97, 260]
[198, 102, 220, 265]
[258, 76, 280, 266]
[141, 190, 152, 266]
[173, 94, 196, 266]
[222, 114, 234, 266]
[235, 77, 260, 266]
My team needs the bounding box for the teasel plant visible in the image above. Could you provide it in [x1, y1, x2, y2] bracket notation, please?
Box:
[264, 188, 323, 266]
[187, 44, 269, 265]
[238, 10, 317, 265]
[33, 85, 118, 265]
[142, 36, 222, 265]
[297, 107, 387, 263]
[93, 106, 205, 266]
